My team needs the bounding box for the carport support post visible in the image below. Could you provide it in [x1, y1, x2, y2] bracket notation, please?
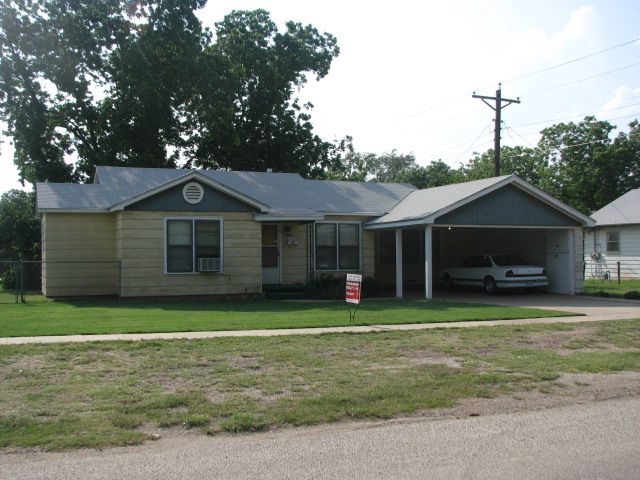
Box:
[424, 225, 433, 299]
[395, 229, 403, 298]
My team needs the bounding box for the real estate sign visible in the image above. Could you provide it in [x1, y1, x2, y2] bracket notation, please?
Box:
[345, 274, 362, 304]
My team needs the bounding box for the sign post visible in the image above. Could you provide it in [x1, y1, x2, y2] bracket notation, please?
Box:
[345, 274, 362, 322]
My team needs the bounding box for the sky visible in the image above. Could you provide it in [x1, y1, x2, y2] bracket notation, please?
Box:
[1, 0, 639, 193]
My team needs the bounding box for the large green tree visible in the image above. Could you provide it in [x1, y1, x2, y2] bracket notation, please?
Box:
[189, 9, 340, 177]
[0, 3, 340, 184]
[536, 116, 636, 214]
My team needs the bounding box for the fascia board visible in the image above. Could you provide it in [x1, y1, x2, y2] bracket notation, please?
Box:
[109, 171, 271, 212]
[38, 208, 111, 214]
[317, 211, 386, 217]
[364, 218, 428, 230]
[254, 214, 325, 222]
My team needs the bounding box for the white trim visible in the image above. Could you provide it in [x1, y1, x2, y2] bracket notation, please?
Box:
[164, 216, 224, 275]
[367, 222, 591, 231]
[111, 171, 270, 212]
[395, 229, 403, 298]
[254, 214, 325, 222]
[182, 182, 204, 204]
[424, 225, 433, 299]
[313, 220, 362, 272]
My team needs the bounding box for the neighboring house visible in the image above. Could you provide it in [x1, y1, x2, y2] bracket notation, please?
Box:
[584, 188, 640, 279]
[36, 167, 594, 299]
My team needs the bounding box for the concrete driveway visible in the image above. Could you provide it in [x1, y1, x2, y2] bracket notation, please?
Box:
[434, 290, 640, 320]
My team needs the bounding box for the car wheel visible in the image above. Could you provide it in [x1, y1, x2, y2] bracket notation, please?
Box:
[484, 277, 498, 295]
[443, 275, 454, 291]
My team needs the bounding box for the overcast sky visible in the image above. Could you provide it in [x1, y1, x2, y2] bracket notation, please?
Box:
[1, 0, 639, 193]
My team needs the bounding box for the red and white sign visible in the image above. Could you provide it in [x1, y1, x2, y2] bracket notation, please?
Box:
[345, 274, 362, 304]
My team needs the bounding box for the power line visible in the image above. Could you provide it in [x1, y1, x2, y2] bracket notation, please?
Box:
[521, 62, 640, 98]
[510, 95, 640, 123]
[356, 36, 640, 134]
[511, 103, 640, 129]
[505, 37, 640, 84]
[454, 124, 491, 165]
[419, 112, 639, 167]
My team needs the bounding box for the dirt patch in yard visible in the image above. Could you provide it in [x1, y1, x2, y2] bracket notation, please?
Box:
[417, 371, 640, 421]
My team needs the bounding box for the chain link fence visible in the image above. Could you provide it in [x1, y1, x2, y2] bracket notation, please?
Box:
[0, 260, 121, 303]
[584, 258, 640, 281]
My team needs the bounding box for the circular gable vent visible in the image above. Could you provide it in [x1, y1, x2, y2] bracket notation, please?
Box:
[182, 182, 204, 204]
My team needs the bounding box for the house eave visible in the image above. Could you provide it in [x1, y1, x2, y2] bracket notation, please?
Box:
[254, 214, 326, 222]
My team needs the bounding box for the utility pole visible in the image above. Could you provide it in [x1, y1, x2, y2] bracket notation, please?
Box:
[472, 84, 520, 177]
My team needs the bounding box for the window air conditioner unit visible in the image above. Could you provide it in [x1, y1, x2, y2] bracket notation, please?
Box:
[198, 257, 221, 272]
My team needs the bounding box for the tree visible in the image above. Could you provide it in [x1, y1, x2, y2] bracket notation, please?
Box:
[396, 161, 461, 189]
[609, 120, 640, 194]
[459, 145, 547, 186]
[1, 3, 340, 184]
[363, 150, 418, 183]
[324, 146, 371, 182]
[0, 0, 213, 184]
[189, 9, 340, 178]
[0, 189, 40, 290]
[537, 116, 628, 214]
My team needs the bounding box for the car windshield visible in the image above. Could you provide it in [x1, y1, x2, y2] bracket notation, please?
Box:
[492, 254, 529, 266]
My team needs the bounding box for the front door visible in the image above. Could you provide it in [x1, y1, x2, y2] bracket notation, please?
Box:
[262, 224, 280, 284]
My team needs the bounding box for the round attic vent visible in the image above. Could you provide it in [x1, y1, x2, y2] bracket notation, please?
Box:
[182, 182, 204, 204]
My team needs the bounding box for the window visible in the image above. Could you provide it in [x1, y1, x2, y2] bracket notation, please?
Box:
[165, 218, 222, 273]
[606, 231, 620, 253]
[315, 222, 361, 271]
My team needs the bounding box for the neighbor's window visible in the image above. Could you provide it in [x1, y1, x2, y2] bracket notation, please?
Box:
[166, 218, 222, 273]
[606, 231, 620, 253]
[315, 222, 361, 271]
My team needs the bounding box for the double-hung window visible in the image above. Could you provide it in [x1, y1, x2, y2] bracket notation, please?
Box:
[606, 231, 620, 253]
[165, 217, 222, 273]
[315, 222, 360, 271]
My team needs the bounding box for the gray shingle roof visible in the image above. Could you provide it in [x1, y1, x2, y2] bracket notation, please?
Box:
[368, 175, 511, 225]
[590, 189, 640, 226]
[37, 166, 416, 216]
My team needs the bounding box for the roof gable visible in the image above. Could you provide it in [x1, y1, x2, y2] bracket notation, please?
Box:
[367, 175, 594, 228]
[436, 184, 582, 226]
[109, 171, 270, 212]
[124, 180, 260, 213]
[590, 189, 640, 226]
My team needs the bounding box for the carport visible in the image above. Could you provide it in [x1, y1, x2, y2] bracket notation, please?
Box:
[366, 175, 595, 299]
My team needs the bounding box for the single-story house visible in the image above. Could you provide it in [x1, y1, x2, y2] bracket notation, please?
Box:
[36, 166, 594, 298]
[584, 188, 640, 279]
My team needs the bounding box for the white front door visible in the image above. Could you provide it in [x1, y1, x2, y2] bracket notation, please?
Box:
[262, 224, 280, 284]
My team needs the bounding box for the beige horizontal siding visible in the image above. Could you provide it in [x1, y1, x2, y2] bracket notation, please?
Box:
[41, 213, 118, 296]
[116, 211, 262, 297]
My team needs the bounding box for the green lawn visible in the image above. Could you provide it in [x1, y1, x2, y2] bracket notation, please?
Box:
[1, 319, 638, 451]
[0, 297, 578, 337]
[583, 278, 640, 296]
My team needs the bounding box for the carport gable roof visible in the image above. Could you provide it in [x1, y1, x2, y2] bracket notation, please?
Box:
[589, 188, 640, 226]
[365, 174, 594, 229]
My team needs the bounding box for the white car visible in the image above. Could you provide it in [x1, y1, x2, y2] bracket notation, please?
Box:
[440, 254, 548, 294]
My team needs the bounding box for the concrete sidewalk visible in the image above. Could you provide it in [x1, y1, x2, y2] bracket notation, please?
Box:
[2, 294, 639, 345]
